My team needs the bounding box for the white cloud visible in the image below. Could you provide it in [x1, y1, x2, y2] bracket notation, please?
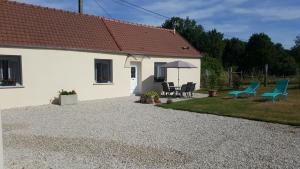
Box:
[233, 7, 300, 21]
[143, 0, 249, 20]
[205, 23, 249, 33]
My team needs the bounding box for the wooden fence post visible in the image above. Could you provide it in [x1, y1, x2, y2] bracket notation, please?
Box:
[228, 67, 232, 87]
[264, 64, 268, 87]
[297, 67, 300, 89]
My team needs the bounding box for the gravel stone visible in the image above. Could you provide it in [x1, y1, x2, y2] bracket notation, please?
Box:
[2, 96, 300, 169]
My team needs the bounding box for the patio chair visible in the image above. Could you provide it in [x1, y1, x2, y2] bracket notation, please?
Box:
[261, 80, 288, 103]
[161, 82, 172, 96]
[190, 83, 196, 97]
[186, 82, 196, 97]
[168, 82, 176, 93]
[178, 84, 188, 97]
[228, 82, 261, 98]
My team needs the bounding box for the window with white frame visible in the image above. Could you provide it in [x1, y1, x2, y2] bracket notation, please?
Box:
[95, 59, 112, 83]
[0, 55, 22, 86]
[154, 62, 167, 82]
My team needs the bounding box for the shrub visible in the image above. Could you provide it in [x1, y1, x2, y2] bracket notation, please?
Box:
[208, 72, 218, 90]
[143, 90, 159, 98]
[218, 72, 228, 90]
[232, 74, 242, 89]
[59, 89, 77, 95]
[140, 90, 160, 104]
[201, 56, 223, 76]
[298, 70, 300, 89]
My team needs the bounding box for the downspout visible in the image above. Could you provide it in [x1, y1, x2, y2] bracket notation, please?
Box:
[0, 109, 3, 169]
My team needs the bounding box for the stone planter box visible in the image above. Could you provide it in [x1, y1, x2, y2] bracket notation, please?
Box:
[59, 94, 78, 105]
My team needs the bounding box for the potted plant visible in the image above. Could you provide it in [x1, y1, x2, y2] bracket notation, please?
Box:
[1, 79, 16, 86]
[140, 90, 160, 104]
[154, 95, 161, 104]
[59, 89, 78, 105]
[166, 98, 173, 104]
[208, 72, 218, 97]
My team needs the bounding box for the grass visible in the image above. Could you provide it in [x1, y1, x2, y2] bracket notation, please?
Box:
[159, 85, 300, 126]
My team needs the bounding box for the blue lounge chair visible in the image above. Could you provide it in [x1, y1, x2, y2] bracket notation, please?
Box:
[261, 80, 288, 102]
[228, 82, 260, 98]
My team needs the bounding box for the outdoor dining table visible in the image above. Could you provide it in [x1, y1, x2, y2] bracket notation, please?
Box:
[173, 86, 182, 97]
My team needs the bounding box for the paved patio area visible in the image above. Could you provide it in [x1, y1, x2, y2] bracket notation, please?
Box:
[159, 93, 208, 103]
[1, 96, 300, 169]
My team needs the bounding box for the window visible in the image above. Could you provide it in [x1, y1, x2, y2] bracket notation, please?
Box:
[154, 62, 167, 82]
[95, 59, 112, 83]
[131, 67, 136, 78]
[0, 55, 22, 86]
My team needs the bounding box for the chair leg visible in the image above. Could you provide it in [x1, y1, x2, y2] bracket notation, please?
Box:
[284, 94, 288, 100]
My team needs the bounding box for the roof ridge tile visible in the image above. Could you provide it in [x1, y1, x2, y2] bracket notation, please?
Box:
[102, 17, 173, 32]
[3, 0, 101, 19]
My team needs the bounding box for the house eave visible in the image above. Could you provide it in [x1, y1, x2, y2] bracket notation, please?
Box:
[0, 44, 202, 59]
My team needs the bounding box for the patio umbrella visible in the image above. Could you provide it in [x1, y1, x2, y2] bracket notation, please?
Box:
[162, 60, 197, 86]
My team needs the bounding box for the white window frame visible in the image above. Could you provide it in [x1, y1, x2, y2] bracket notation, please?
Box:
[0, 55, 23, 88]
[154, 62, 167, 82]
[94, 59, 113, 84]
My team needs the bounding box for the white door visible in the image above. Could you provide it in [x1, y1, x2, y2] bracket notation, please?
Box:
[130, 64, 139, 94]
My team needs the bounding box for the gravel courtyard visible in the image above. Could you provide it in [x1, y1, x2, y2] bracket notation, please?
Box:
[2, 96, 300, 169]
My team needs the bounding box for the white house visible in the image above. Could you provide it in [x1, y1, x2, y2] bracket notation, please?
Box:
[0, 0, 201, 109]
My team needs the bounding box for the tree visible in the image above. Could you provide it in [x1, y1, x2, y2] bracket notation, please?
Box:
[295, 36, 300, 48]
[222, 38, 246, 68]
[201, 29, 225, 62]
[162, 17, 205, 50]
[244, 33, 275, 71]
[291, 36, 300, 65]
[272, 43, 297, 75]
[201, 55, 223, 76]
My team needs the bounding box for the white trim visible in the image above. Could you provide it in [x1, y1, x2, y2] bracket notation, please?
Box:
[0, 85, 25, 89]
[93, 83, 114, 85]
[0, 62, 3, 80]
[130, 62, 141, 95]
[0, 109, 3, 169]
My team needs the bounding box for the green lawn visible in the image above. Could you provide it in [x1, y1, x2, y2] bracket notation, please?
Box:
[159, 86, 300, 126]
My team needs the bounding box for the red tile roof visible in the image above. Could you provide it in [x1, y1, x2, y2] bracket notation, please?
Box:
[0, 0, 201, 58]
[0, 0, 120, 52]
[103, 18, 201, 57]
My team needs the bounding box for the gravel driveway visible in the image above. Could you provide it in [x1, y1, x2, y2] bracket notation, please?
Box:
[2, 96, 300, 169]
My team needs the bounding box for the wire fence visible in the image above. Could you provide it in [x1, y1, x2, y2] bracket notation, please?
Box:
[201, 67, 300, 89]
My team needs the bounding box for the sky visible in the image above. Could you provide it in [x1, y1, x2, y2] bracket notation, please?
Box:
[15, 0, 300, 49]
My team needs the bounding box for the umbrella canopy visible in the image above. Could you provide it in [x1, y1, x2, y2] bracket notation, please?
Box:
[162, 60, 197, 68]
[162, 60, 197, 86]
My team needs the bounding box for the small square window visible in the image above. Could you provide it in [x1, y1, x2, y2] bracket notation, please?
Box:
[95, 59, 113, 83]
[154, 62, 167, 82]
[0, 55, 22, 86]
[131, 67, 136, 78]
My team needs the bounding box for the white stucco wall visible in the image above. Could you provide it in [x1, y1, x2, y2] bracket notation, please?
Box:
[0, 47, 131, 109]
[0, 47, 201, 109]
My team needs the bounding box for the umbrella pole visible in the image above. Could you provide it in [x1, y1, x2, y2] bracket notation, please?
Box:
[177, 68, 179, 87]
